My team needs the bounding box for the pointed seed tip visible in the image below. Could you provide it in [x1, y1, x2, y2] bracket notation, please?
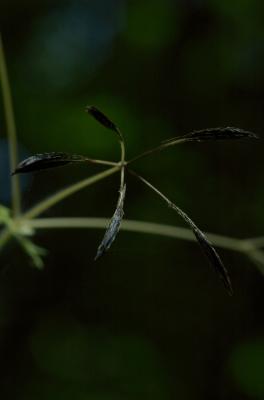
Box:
[240, 129, 258, 139]
[94, 252, 101, 261]
[225, 280, 234, 296]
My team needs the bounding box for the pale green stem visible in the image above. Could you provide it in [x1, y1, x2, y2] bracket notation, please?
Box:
[24, 217, 264, 276]
[26, 217, 246, 252]
[85, 158, 118, 167]
[243, 236, 264, 249]
[23, 166, 120, 219]
[0, 33, 21, 216]
[1, 215, 264, 276]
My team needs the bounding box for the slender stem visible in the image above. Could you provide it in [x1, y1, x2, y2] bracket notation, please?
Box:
[0, 33, 21, 216]
[23, 166, 120, 219]
[25, 217, 246, 252]
[85, 158, 118, 167]
[115, 127, 126, 189]
[243, 236, 264, 249]
[128, 138, 186, 164]
[120, 139, 126, 188]
[129, 168, 172, 203]
[1, 215, 264, 276]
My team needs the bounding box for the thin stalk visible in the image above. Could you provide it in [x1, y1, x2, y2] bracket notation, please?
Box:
[115, 126, 126, 189]
[23, 166, 120, 219]
[85, 158, 118, 167]
[119, 139, 126, 188]
[129, 169, 172, 203]
[128, 138, 186, 164]
[243, 236, 264, 249]
[1, 214, 263, 276]
[0, 34, 21, 216]
[26, 217, 246, 252]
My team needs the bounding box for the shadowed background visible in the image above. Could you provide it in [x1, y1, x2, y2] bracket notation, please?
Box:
[0, 0, 264, 399]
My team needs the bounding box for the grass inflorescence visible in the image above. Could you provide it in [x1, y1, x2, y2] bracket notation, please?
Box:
[0, 33, 263, 295]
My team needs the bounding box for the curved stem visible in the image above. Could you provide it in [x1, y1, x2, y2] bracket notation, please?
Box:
[1, 216, 264, 277]
[243, 236, 264, 249]
[26, 217, 245, 252]
[24, 218, 264, 277]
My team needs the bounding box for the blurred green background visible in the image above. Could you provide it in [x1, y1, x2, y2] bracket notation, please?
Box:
[0, 0, 264, 399]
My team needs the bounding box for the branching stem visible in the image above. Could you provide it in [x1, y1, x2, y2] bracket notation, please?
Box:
[0, 35, 263, 286]
[128, 138, 186, 164]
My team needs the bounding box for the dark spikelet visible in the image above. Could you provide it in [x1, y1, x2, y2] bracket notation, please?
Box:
[184, 127, 258, 141]
[95, 184, 126, 260]
[129, 169, 233, 295]
[169, 203, 233, 295]
[164, 127, 258, 144]
[12, 153, 86, 175]
[85, 106, 122, 140]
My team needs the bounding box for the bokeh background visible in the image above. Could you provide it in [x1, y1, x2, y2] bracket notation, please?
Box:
[0, 0, 264, 399]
